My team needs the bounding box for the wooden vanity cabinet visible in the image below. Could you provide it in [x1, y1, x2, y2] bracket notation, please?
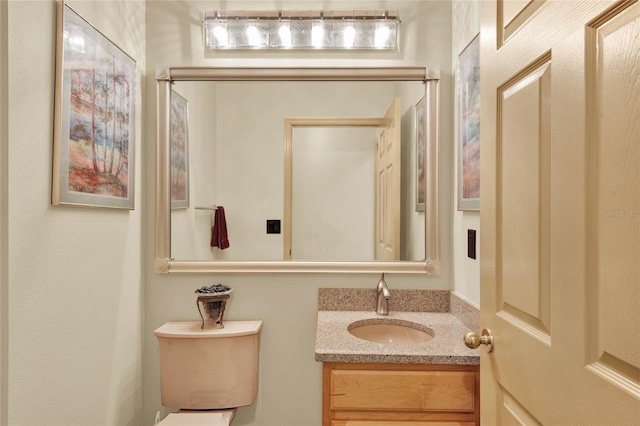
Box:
[322, 362, 479, 426]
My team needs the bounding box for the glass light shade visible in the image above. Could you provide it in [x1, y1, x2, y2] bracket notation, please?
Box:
[206, 23, 228, 48]
[311, 21, 330, 48]
[352, 11, 375, 49]
[374, 21, 397, 49]
[290, 16, 313, 48]
[226, 19, 249, 48]
[246, 19, 269, 48]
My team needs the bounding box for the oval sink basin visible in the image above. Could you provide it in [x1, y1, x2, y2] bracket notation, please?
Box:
[348, 320, 435, 345]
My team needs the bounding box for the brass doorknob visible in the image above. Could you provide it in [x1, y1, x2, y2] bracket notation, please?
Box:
[464, 328, 494, 352]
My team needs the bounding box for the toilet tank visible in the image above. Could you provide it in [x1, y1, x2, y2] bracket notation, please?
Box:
[154, 320, 262, 410]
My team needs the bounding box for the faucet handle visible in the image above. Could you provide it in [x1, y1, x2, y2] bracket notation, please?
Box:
[376, 272, 390, 315]
[377, 272, 385, 287]
[377, 272, 390, 296]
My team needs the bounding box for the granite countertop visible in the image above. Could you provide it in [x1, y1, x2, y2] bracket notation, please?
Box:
[314, 288, 480, 365]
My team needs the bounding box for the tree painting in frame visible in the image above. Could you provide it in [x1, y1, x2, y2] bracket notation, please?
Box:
[170, 90, 189, 209]
[52, 3, 136, 209]
[415, 96, 426, 212]
[458, 34, 480, 211]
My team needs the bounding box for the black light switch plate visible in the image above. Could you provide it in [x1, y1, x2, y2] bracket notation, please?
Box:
[266, 220, 281, 234]
[468, 229, 477, 259]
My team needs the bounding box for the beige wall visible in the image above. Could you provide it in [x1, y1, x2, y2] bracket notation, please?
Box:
[144, 1, 453, 425]
[452, 0, 481, 306]
[7, 1, 145, 425]
[0, 0, 8, 423]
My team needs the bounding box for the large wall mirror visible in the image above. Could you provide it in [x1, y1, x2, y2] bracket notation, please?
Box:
[155, 67, 440, 274]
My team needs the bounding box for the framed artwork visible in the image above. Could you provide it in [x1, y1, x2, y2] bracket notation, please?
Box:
[415, 96, 426, 212]
[52, 2, 136, 209]
[458, 34, 480, 211]
[170, 90, 189, 209]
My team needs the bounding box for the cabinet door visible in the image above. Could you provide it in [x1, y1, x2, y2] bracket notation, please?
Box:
[331, 421, 475, 426]
[330, 370, 475, 412]
[322, 363, 479, 426]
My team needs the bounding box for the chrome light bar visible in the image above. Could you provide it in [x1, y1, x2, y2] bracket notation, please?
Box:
[204, 10, 399, 50]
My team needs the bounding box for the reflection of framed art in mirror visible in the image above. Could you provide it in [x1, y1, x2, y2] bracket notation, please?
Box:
[170, 90, 189, 209]
[415, 96, 426, 212]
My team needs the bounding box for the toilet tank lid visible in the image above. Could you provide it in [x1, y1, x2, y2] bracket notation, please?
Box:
[154, 320, 262, 338]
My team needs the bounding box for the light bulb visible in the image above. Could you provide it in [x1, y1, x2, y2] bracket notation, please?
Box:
[213, 25, 228, 47]
[375, 25, 390, 48]
[247, 25, 260, 47]
[278, 25, 292, 47]
[343, 25, 355, 48]
[312, 24, 325, 48]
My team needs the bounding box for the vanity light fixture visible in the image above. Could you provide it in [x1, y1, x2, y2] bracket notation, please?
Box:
[203, 10, 399, 50]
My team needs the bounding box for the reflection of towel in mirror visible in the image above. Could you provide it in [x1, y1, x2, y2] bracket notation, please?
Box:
[211, 206, 230, 249]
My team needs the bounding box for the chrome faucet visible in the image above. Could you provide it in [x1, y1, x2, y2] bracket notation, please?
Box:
[376, 273, 390, 316]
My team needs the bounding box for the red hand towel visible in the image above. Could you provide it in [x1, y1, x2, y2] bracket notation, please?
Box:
[211, 206, 230, 249]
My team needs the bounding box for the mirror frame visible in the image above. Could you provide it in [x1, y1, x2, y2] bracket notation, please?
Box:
[155, 66, 440, 274]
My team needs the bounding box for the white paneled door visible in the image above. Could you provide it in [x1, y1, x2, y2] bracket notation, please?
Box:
[479, 0, 640, 424]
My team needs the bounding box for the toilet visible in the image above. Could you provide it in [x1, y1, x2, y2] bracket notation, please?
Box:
[154, 320, 262, 425]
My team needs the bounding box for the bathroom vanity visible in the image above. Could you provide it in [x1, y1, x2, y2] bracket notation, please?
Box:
[322, 362, 478, 425]
[315, 289, 480, 426]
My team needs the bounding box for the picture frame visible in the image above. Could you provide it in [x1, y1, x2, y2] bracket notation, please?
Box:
[170, 90, 189, 209]
[415, 96, 426, 212]
[52, 2, 136, 209]
[457, 34, 480, 211]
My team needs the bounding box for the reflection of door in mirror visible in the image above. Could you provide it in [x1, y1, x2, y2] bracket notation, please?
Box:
[284, 98, 405, 262]
[289, 125, 377, 261]
[375, 98, 401, 261]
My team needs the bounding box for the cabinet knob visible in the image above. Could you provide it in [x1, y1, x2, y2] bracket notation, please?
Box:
[464, 328, 494, 353]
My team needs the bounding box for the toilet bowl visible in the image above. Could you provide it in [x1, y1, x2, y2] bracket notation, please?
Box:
[154, 321, 262, 426]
